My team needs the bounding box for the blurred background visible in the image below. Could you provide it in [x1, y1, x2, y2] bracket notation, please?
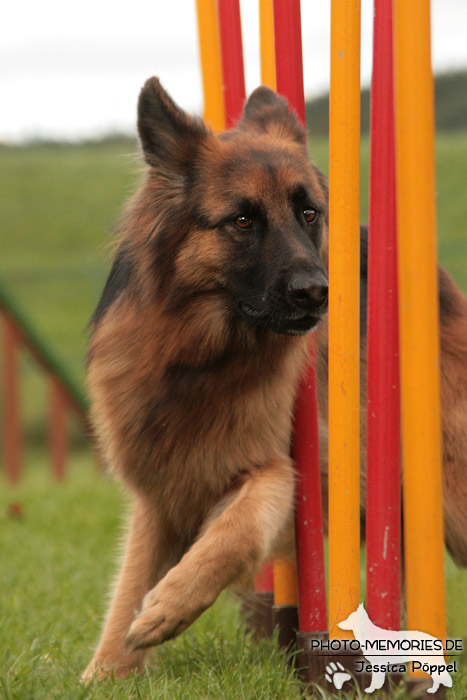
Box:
[1, 2, 467, 697]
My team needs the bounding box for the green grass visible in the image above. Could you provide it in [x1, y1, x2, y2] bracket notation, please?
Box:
[1, 454, 466, 699]
[0, 140, 140, 389]
[0, 453, 304, 700]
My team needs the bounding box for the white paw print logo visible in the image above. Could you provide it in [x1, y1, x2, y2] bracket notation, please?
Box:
[325, 661, 352, 690]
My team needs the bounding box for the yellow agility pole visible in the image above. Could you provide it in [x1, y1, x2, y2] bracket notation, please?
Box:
[393, 0, 447, 648]
[260, 0, 297, 630]
[328, 0, 361, 640]
[195, 0, 225, 131]
[259, 0, 276, 90]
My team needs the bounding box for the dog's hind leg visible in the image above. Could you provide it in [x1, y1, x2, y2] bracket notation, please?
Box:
[125, 458, 295, 651]
[82, 496, 176, 681]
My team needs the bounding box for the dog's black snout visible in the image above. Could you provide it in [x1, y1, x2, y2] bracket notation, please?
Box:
[287, 271, 328, 309]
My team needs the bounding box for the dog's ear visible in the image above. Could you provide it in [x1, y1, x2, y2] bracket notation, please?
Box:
[138, 77, 207, 171]
[239, 86, 305, 144]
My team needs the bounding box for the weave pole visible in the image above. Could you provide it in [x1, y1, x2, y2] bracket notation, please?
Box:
[259, 0, 276, 90]
[272, 0, 328, 670]
[195, 0, 225, 131]
[272, 0, 304, 122]
[393, 0, 447, 655]
[217, 0, 246, 127]
[365, 0, 401, 631]
[328, 0, 361, 640]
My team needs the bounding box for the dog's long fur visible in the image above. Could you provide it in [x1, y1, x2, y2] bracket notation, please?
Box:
[83, 78, 467, 680]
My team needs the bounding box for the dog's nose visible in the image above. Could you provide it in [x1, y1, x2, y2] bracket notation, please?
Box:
[287, 271, 328, 309]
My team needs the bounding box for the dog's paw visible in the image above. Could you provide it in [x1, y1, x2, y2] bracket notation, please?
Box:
[126, 577, 203, 651]
[81, 658, 112, 684]
[81, 651, 144, 682]
[325, 661, 352, 690]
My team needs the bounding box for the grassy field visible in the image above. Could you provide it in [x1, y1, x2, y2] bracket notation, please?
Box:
[1, 134, 467, 698]
[1, 456, 466, 700]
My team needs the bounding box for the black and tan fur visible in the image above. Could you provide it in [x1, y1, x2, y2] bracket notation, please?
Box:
[83, 78, 467, 681]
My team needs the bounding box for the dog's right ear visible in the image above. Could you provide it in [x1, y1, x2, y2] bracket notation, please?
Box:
[138, 77, 207, 171]
[239, 86, 305, 145]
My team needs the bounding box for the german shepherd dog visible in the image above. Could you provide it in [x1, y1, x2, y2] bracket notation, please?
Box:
[83, 78, 467, 681]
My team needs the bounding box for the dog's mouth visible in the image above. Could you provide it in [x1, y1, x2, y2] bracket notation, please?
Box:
[238, 301, 324, 336]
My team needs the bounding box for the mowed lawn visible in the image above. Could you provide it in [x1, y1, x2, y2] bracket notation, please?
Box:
[1, 132, 467, 698]
[1, 456, 466, 699]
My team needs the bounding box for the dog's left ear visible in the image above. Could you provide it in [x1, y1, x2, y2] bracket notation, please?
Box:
[239, 86, 305, 144]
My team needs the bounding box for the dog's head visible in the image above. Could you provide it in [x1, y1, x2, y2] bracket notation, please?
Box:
[137, 77, 328, 337]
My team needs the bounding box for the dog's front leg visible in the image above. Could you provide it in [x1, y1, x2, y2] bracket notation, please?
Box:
[126, 458, 295, 651]
[82, 496, 175, 681]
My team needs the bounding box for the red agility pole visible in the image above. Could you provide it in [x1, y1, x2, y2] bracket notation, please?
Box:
[366, 0, 401, 631]
[217, 0, 246, 128]
[293, 360, 327, 632]
[272, 0, 305, 123]
[273, 0, 328, 671]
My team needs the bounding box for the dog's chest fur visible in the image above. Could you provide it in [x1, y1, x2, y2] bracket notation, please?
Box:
[88, 294, 309, 533]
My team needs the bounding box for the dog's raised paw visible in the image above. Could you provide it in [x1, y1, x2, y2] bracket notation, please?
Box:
[126, 603, 170, 650]
[325, 661, 352, 690]
[125, 582, 193, 651]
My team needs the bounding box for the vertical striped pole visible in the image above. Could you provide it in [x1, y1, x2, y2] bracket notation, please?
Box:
[259, 0, 276, 89]
[393, 0, 447, 648]
[366, 0, 401, 631]
[328, 0, 361, 639]
[195, 0, 225, 131]
[217, 0, 246, 128]
[3, 313, 22, 483]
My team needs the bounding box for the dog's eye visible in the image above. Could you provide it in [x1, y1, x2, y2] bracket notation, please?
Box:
[303, 208, 317, 224]
[234, 216, 253, 230]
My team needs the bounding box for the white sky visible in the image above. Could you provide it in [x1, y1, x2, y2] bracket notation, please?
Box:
[2, 0, 466, 142]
